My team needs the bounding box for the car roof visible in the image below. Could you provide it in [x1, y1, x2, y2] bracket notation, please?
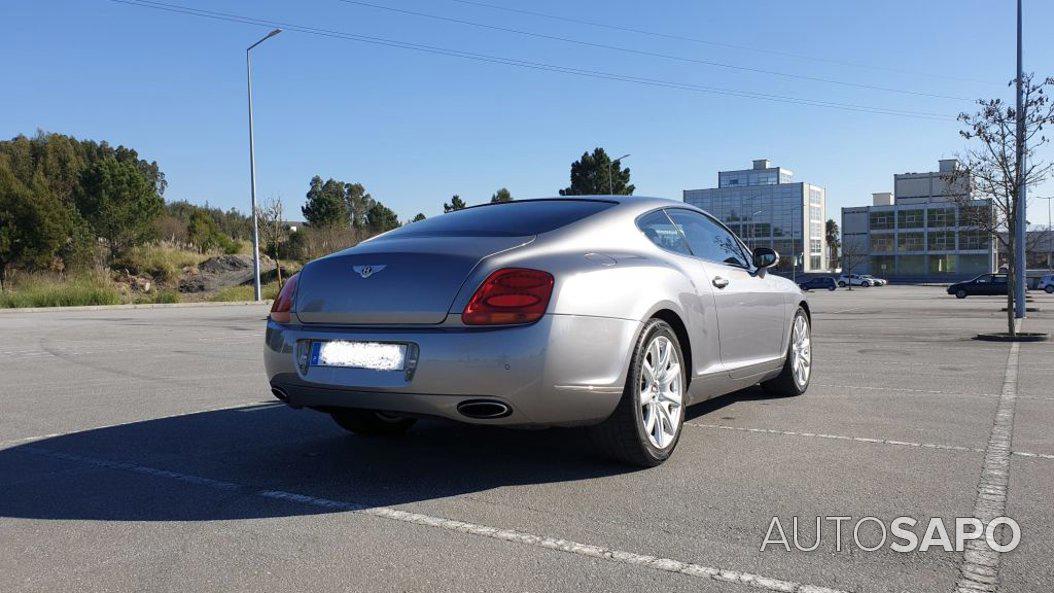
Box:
[456, 195, 704, 220]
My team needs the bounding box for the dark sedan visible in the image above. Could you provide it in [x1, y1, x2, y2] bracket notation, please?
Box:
[947, 274, 1008, 298]
[798, 277, 837, 291]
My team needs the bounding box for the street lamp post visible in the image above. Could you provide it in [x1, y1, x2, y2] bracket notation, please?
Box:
[1014, 0, 1027, 318]
[247, 28, 282, 302]
[609, 153, 630, 195]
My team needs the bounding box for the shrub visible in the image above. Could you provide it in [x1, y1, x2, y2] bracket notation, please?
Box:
[117, 244, 205, 284]
[0, 273, 120, 308]
[135, 290, 180, 304]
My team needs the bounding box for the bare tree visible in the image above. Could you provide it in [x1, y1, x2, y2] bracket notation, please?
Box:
[257, 196, 287, 289]
[946, 73, 1054, 337]
[840, 235, 870, 291]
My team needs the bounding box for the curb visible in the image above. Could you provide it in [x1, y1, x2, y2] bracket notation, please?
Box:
[0, 300, 273, 314]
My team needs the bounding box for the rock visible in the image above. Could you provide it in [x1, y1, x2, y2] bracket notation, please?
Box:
[179, 253, 276, 293]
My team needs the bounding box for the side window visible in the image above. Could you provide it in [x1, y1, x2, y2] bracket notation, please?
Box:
[665, 209, 751, 268]
[976, 275, 991, 284]
[637, 210, 691, 255]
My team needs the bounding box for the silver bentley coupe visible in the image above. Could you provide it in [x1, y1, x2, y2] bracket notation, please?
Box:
[265, 197, 812, 466]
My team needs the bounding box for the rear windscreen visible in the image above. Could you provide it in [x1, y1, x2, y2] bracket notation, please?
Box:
[385, 200, 617, 238]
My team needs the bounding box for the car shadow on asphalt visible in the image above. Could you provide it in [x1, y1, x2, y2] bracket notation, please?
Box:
[0, 387, 777, 523]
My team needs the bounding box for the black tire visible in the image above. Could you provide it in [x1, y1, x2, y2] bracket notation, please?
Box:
[589, 319, 686, 467]
[955, 289, 968, 299]
[838, 281, 847, 287]
[862, 280, 872, 287]
[761, 308, 811, 397]
[331, 410, 416, 435]
[828, 285, 836, 291]
[1045, 285, 1054, 294]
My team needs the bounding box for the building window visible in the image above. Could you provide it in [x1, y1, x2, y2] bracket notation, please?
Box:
[870, 211, 894, 230]
[959, 231, 989, 250]
[927, 208, 956, 228]
[810, 239, 822, 254]
[898, 255, 927, 274]
[928, 231, 956, 251]
[809, 255, 822, 269]
[872, 235, 894, 253]
[898, 209, 925, 229]
[959, 254, 993, 274]
[870, 255, 894, 274]
[897, 232, 925, 252]
[928, 255, 957, 274]
[959, 205, 991, 228]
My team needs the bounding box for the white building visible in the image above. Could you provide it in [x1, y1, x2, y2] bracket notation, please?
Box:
[683, 159, 827, 273]
[841, 159, 996, 279]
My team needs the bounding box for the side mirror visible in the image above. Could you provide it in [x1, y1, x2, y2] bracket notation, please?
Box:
[752, 246, 779, 269]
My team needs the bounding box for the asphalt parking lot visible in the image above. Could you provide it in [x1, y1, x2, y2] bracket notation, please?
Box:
[2, 285, 1052, 593]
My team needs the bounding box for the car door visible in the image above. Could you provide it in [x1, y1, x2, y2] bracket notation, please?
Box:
[664, 209, 786, 378]
[635, 209, 724, 391]
[991, 275, 1008, 295]
[972, 274, 992, 295]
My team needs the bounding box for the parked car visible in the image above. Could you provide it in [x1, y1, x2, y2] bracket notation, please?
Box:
[838, 273, 873, 287]
[1038, 273, 1054, 294]
[799, 277, 837, 291]
[947, 273, 1009, 298]
[861, 274, 887, 286]
[265, 197, 813, 467]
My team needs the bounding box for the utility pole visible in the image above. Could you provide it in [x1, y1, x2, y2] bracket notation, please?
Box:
[247, 28, 282, 301]
[1014, 0, 1027, 318]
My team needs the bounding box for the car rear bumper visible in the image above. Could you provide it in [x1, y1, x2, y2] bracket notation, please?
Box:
[264, 314, 641, 427]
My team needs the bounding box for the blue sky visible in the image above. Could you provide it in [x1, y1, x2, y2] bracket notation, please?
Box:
[3, 0, 1053, 225]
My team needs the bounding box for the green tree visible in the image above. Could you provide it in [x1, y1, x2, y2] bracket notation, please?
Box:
[186, 209, 235, 254]
[410, 212, 427, 223]
[444, 195, 467, 213]
[0, 166, 70, 290]
[366, 202, 400, 233]
[302, 176, 350, 228]
[559, 148, 634, 196]
[825, 219, 841, 270]
[74, 158, 163, 261]
[344, 183, 375, 230]
[490, 187, 513, 203]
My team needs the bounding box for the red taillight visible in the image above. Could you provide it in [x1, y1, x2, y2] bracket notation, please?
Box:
[269, 273, 299, 323]
[463, 268, 554, 326]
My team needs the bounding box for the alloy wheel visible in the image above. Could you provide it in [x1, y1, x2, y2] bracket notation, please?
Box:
[639, 335, 683, 449]
[790, 315, 812, 389]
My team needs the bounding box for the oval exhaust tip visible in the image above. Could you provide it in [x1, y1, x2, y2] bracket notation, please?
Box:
[457, 400, 511, 419]
[271, 387, 289, 402]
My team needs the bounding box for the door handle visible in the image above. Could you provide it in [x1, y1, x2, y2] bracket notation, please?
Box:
[712, 276, 729, 289]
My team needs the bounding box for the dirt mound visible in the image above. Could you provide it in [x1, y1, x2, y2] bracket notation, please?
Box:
[179, 254, 276, 293]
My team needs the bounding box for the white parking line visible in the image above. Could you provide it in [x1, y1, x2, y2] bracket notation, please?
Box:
[17, 444, 850, 593]
[814, 383, 1054, 402]
[684, 422, 1054, 461]
[686, 422, 983, 454]
[956, 340, 1019, 593]
[814, 383, 1000, 399]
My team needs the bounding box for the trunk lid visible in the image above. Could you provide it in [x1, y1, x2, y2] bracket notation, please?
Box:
[295, 235, 531, 325]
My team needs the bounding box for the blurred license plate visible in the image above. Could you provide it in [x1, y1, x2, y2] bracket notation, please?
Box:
[310, 341, 407, 371]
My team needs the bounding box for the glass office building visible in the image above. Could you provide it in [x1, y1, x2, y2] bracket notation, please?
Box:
[683, 159, 827, 272]
[840, 160, 996, 280]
